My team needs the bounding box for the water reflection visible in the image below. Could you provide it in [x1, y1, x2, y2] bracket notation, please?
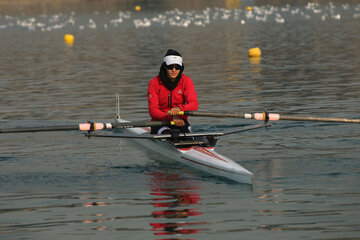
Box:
[80, 194, 112, 231]
[148, 171, 207, 239]
[257, 188, 284, 204]
[249, 57, 262, 76]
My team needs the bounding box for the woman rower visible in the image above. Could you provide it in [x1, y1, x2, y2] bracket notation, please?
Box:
[148, 49, 198, 134]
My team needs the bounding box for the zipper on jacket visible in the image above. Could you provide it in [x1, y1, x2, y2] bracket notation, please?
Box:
[168, 92, 173, 108]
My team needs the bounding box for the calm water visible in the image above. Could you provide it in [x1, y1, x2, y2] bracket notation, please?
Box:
[1, 0, 360, 239]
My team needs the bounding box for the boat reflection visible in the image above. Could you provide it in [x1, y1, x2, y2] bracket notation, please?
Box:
[148, 171, 208, 239]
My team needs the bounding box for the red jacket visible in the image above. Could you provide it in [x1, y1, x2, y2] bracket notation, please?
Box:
[148, 74, 198, 121]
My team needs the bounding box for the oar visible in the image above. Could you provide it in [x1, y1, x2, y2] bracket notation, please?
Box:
[0, 121, 175, 134]
[180, 111, 360, 123]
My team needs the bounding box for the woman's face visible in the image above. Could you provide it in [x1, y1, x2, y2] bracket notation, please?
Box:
[166, 64, 181, 81]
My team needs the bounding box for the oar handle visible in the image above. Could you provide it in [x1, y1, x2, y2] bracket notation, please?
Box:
[180, 111, 246, 118]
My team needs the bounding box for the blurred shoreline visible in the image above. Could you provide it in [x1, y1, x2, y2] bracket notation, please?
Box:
[1, 0, 233, 15]
[1, 0, 359, 15]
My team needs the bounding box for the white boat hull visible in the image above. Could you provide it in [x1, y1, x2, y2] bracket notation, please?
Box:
[116, 118, 253, 184]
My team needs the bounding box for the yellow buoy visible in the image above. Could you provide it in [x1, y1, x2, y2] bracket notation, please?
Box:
[64, 34, 74, 46]
[248, 47, 261, 58]
[246, 6, 253, 12]
[134, 5, 141, 11]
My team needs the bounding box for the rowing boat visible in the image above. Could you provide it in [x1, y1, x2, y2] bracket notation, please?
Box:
[120, 118, 255, 184]
[86, 117, 268, 184]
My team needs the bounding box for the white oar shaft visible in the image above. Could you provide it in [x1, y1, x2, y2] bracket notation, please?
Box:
[278, 115, 360, 123]
[0, 121, 175, 134]
[181, 111, 360, 123]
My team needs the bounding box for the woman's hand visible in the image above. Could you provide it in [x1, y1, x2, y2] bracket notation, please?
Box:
[168, 107, 184, 126]
[173, 118, 185, 127]
[168, 107, 181, 116]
